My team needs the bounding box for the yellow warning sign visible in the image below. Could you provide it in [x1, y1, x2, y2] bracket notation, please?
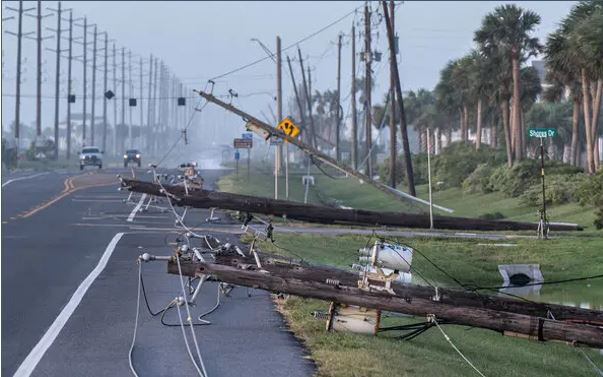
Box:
[277, 117, 301, 138]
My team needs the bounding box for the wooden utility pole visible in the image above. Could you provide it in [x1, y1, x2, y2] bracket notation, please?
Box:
[364, 3, 373, 178]
[146, 55, 153, 152]
[336, 34, 342, 162]
[120, 47, 125, 152]
[286, 56, 306, 128]
[351, 25, 358, 170]
[152, 58, 159, 154]
[81, 17, 88, 144]
[276, 36, 284, 199]
[102, 32, 108, 153]
[66, 10, 73, 158]
[51, 1, 62, 159]
[388, 0, 396, 187]
[139, 56, 144, 150]
[123, 178, 581, 232]
[11, 0, 27, 148]
[35, 0, 42, 138]
[90, 25, 97, 145]
[298, 48, 317, 149]
[383, 1, 416, 196]
[128, 50, 133, 149]
[168, 255, 603, 348]
[112, 43, 117, 155]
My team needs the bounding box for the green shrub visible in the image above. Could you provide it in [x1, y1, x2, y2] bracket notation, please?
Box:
[462, 163, 495, 194]
[519, 174, 585, 207]
[576, 170, 603, 229]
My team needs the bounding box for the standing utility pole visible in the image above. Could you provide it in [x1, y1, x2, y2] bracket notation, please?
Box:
[120, 47, 125, 152]
[49, 1, 63, 159]
[388, 0, 397, 188]
[139, 57, 144, 150]
[364, 3, 373, 178]
[35, 0, 43, 138]
[335, 33, 342, 162]
[66, 11, 74, 158]
[112, 43, 117, 155]
[80, 17, 88, 144]
[151, 58, 159, 155]
[101, 32, 109, 153]
[351, 25, 358, 170]
[128, 50, 133, 149]
[382, 1, 416, 196]
[276, 36, 283, 199]
[89, 25, 98, 145]
[146, 55, 153, 152]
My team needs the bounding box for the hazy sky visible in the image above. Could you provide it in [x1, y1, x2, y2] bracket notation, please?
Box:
[1, 1, 575, 146]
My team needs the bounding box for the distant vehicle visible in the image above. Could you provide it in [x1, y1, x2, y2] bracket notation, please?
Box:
[79, 146, 103, 170]
[123, 149, 142, 167]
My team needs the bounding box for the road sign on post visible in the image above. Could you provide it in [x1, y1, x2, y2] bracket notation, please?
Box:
[277, 116, 301, 138]
[528, 128, 557, 138]
[233, 138, 252, 149]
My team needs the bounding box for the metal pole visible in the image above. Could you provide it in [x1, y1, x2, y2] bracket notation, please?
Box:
[539, 137, 548, 239]
[351, 25, 357, 170]
[90, 25, 97, 145]
[102, 32, 108, 153]
[66, 10, 72, 159]
[81, 17, 87, 144]
[388, 0, 396, 187]
[52, 1, 62, 159]
[364, 2, 373, 177]
[152, 58, 158, 155]
[336, 33, 342, 162]
[427, 129, 434, 229]
[276, 36, 282, 199]
[120, 47, 125, 152]
[35, 0, 42, 138]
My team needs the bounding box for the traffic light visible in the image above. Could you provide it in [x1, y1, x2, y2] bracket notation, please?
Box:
[129, 98, 137, 107]
[68, 94, 76, 103]
[104, 90, 115, 100]
[177, 97, 186, 106]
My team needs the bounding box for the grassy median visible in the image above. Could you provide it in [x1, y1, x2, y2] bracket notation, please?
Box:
[219, 167, 603, 377]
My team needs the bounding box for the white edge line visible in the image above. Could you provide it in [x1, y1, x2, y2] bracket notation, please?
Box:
[127, 194, 147, 222]
[13, 232, 125, 377]
[2, 172, 49, 188]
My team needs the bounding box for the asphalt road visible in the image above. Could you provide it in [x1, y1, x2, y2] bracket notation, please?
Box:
[1, 168, 314, 377]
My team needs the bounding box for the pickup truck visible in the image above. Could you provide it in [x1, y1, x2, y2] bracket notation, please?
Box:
[79, 146, 103, 170]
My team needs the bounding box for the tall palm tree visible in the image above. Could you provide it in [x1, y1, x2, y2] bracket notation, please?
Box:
[474, 4, 542, 163]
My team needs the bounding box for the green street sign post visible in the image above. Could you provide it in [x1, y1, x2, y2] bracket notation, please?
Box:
[527, 128, 557, 239]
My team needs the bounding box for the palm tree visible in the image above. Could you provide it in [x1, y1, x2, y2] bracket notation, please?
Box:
[475, 4, 542, 163]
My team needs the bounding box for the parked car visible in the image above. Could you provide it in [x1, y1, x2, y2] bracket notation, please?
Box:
[79, 146, 103, 170]
[123, 149, 142, 167]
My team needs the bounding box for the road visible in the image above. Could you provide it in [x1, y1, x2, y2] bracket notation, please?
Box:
[1, 168, 314, 377]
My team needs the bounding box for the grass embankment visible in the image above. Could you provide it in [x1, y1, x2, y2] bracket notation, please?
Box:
[218, 166, 603, 377]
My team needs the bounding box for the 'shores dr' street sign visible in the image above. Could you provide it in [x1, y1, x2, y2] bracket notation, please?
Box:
[528, 128, 557, 138]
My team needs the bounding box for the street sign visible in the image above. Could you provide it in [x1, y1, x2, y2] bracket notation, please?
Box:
[233, 138, 253, 149]
[277, 117, 301, 138]
[528, 128, 557, 138]
[245, 121, 271, 140]
[234, 151, 240, 160]
[242, 132, 253, 140]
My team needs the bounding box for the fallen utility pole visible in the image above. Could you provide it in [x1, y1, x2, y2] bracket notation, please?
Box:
[168, 253, 603, 347]
[194, 91, 452, 212]
[121, 178, 582, 231]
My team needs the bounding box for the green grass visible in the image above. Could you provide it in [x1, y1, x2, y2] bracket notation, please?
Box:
[259, 233, 603, 377]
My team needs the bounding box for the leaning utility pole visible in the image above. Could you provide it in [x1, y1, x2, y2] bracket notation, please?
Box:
[383, 1, 416, 196]
[89, 25, 97, 145]
[101, 32, 109, 153]
[336, 33, 342, 162]
[276, 36, 283, 199]
[286, 56, 306, 128]
[298, 48, 317, 149]
[364, 3, 373, 178]
[388, 0, 396, 188]
[351, 25, 358, 170]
